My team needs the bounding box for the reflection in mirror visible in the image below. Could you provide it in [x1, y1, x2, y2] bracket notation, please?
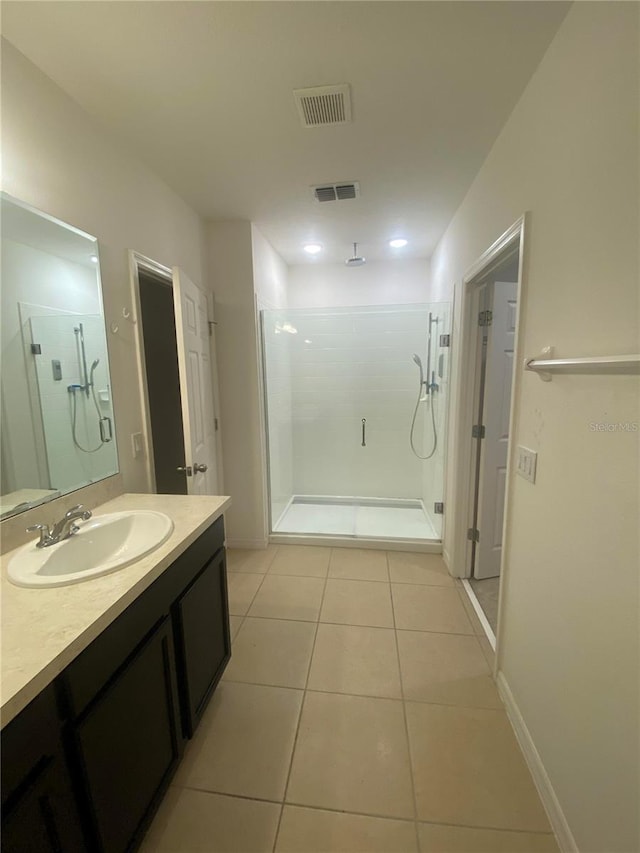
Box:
[1, 193, 119, 520]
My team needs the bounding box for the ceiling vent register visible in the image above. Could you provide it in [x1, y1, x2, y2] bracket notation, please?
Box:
[312, 182, 360, 203]
[294, 84, 352, 128]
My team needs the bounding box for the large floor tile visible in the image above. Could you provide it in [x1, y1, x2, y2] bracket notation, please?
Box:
[268, 545, 331, 577]
[320, 578, 394, 628]
[307, 623, 402, 699]
[287, 691, 414, 819]
[227, 572, 264, 616]
[406, 703, 551, 832]
[328, 548, 389, 582]
[174, 681, 303, 801]
[248, 574, 325, 621]
[388, 551, 454, 586]
[224, 617, 316, 689]
[227, 545, 278, 573]
[276, 806, 418, 853]
[397, 631, 501, 708]
[140, 788, 280, 853]
[418, 822, 559, 852]
[392, 584, 473, 633]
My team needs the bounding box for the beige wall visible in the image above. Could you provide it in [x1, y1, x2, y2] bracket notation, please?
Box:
[1, 41, 208, 497]
[431, 5, 639, 851]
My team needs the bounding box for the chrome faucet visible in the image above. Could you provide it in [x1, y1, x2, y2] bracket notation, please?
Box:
[27, 505, 92, 548]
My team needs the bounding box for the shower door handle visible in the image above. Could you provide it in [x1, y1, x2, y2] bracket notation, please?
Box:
[361, 419, 366, 447]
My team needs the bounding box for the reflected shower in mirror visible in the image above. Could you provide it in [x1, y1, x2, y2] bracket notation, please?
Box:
[0, 193, 118, 520]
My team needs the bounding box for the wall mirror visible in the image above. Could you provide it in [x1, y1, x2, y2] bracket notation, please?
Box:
[1, 193, 119, 520]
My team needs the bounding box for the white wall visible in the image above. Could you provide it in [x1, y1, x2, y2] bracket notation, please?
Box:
[432, 5, 639, 851]
[288, 257, 434, 309]
[1, 40, 209, 495]
[208, 221, 268, 547]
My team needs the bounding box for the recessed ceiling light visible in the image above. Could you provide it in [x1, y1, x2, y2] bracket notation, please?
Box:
[389, 239, 408, 248]
[304, 243, 322, 255]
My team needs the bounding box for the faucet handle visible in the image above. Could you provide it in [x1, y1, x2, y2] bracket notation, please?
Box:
[26, 523, 52, 548]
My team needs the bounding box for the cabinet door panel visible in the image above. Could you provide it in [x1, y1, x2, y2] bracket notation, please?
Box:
[75, 617, 180, 853]
[1, 757, 86, 853]
[174, 550, 230, 737]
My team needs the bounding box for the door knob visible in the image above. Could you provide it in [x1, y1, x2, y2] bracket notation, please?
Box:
[193, 462, 208, 474]
[176, 466, 193, 476]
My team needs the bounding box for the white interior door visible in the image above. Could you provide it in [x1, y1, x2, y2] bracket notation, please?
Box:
[475, 280, 517, 579]
[172, 267, 219, 495]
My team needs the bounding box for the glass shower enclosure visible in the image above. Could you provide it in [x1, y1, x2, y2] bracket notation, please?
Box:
[261, 303, 451, 543]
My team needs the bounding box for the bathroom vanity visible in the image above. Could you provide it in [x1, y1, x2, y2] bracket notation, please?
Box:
[1, 493, 232, 853]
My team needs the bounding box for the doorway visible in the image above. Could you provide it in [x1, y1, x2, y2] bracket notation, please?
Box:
[452, 217, 526, 649]
[129, 252, 222, 497]
[137, 268, 188, 494]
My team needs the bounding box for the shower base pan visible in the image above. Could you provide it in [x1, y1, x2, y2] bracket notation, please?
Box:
[272, 495, 439, 547]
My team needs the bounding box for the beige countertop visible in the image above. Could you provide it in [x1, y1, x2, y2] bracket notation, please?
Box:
[0, 492, 231, 728]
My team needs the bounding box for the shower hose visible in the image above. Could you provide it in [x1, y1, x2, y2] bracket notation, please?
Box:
[409, 385, 438, 460]
[71, 378, 105, 454]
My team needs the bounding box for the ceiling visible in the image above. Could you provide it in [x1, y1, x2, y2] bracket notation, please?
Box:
[2, 1, 570, 265]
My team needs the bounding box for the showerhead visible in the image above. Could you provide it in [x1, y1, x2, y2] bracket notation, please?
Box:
[412, 353, 425, 391]
[90, 358, 100, 373]
[345, 242, 366, 267]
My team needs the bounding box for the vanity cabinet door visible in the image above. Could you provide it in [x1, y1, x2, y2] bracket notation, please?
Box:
[1, 756, 86, 853]
[73, 616, 181, 853]
[1, 687, 86, 853]
[173, 548, 231, 737]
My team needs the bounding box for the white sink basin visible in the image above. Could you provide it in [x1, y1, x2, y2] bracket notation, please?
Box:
[8, 511, 174, 588]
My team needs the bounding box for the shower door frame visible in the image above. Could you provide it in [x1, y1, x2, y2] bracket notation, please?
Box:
[259, 302, 450, 553]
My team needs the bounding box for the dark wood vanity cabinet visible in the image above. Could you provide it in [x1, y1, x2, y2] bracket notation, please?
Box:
[1, 515, 230, 853]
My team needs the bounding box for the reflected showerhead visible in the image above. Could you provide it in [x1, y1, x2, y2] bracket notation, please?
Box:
[412, 353, 425, 392]
[90, 358, 100, 372]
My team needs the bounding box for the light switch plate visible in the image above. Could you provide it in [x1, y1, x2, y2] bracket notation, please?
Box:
[131, 432, 144, 459]
[516, 445, 537, 483]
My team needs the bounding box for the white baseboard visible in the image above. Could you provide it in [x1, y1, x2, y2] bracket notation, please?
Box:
[226, 538, 269, 550]
[496, 672, 578, 853]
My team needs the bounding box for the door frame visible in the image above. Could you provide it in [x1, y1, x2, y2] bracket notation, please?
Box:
[451, 214, 528, 653]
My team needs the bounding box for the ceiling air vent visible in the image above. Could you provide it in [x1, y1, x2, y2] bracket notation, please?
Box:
[312, 181, 360, 203]
[294, 84, 352, 128]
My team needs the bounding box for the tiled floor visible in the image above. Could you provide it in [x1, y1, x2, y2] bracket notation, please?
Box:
[274, 500, 438, 540]
[141, 545, 557, 853]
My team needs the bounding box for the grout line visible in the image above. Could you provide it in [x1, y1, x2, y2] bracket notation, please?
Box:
[272, 554, 330, 853]
[174, 783, 557, 838]
[228, 611, 477, 636]
[387, 550, 421, 853]
[220, 676, 505, 712]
